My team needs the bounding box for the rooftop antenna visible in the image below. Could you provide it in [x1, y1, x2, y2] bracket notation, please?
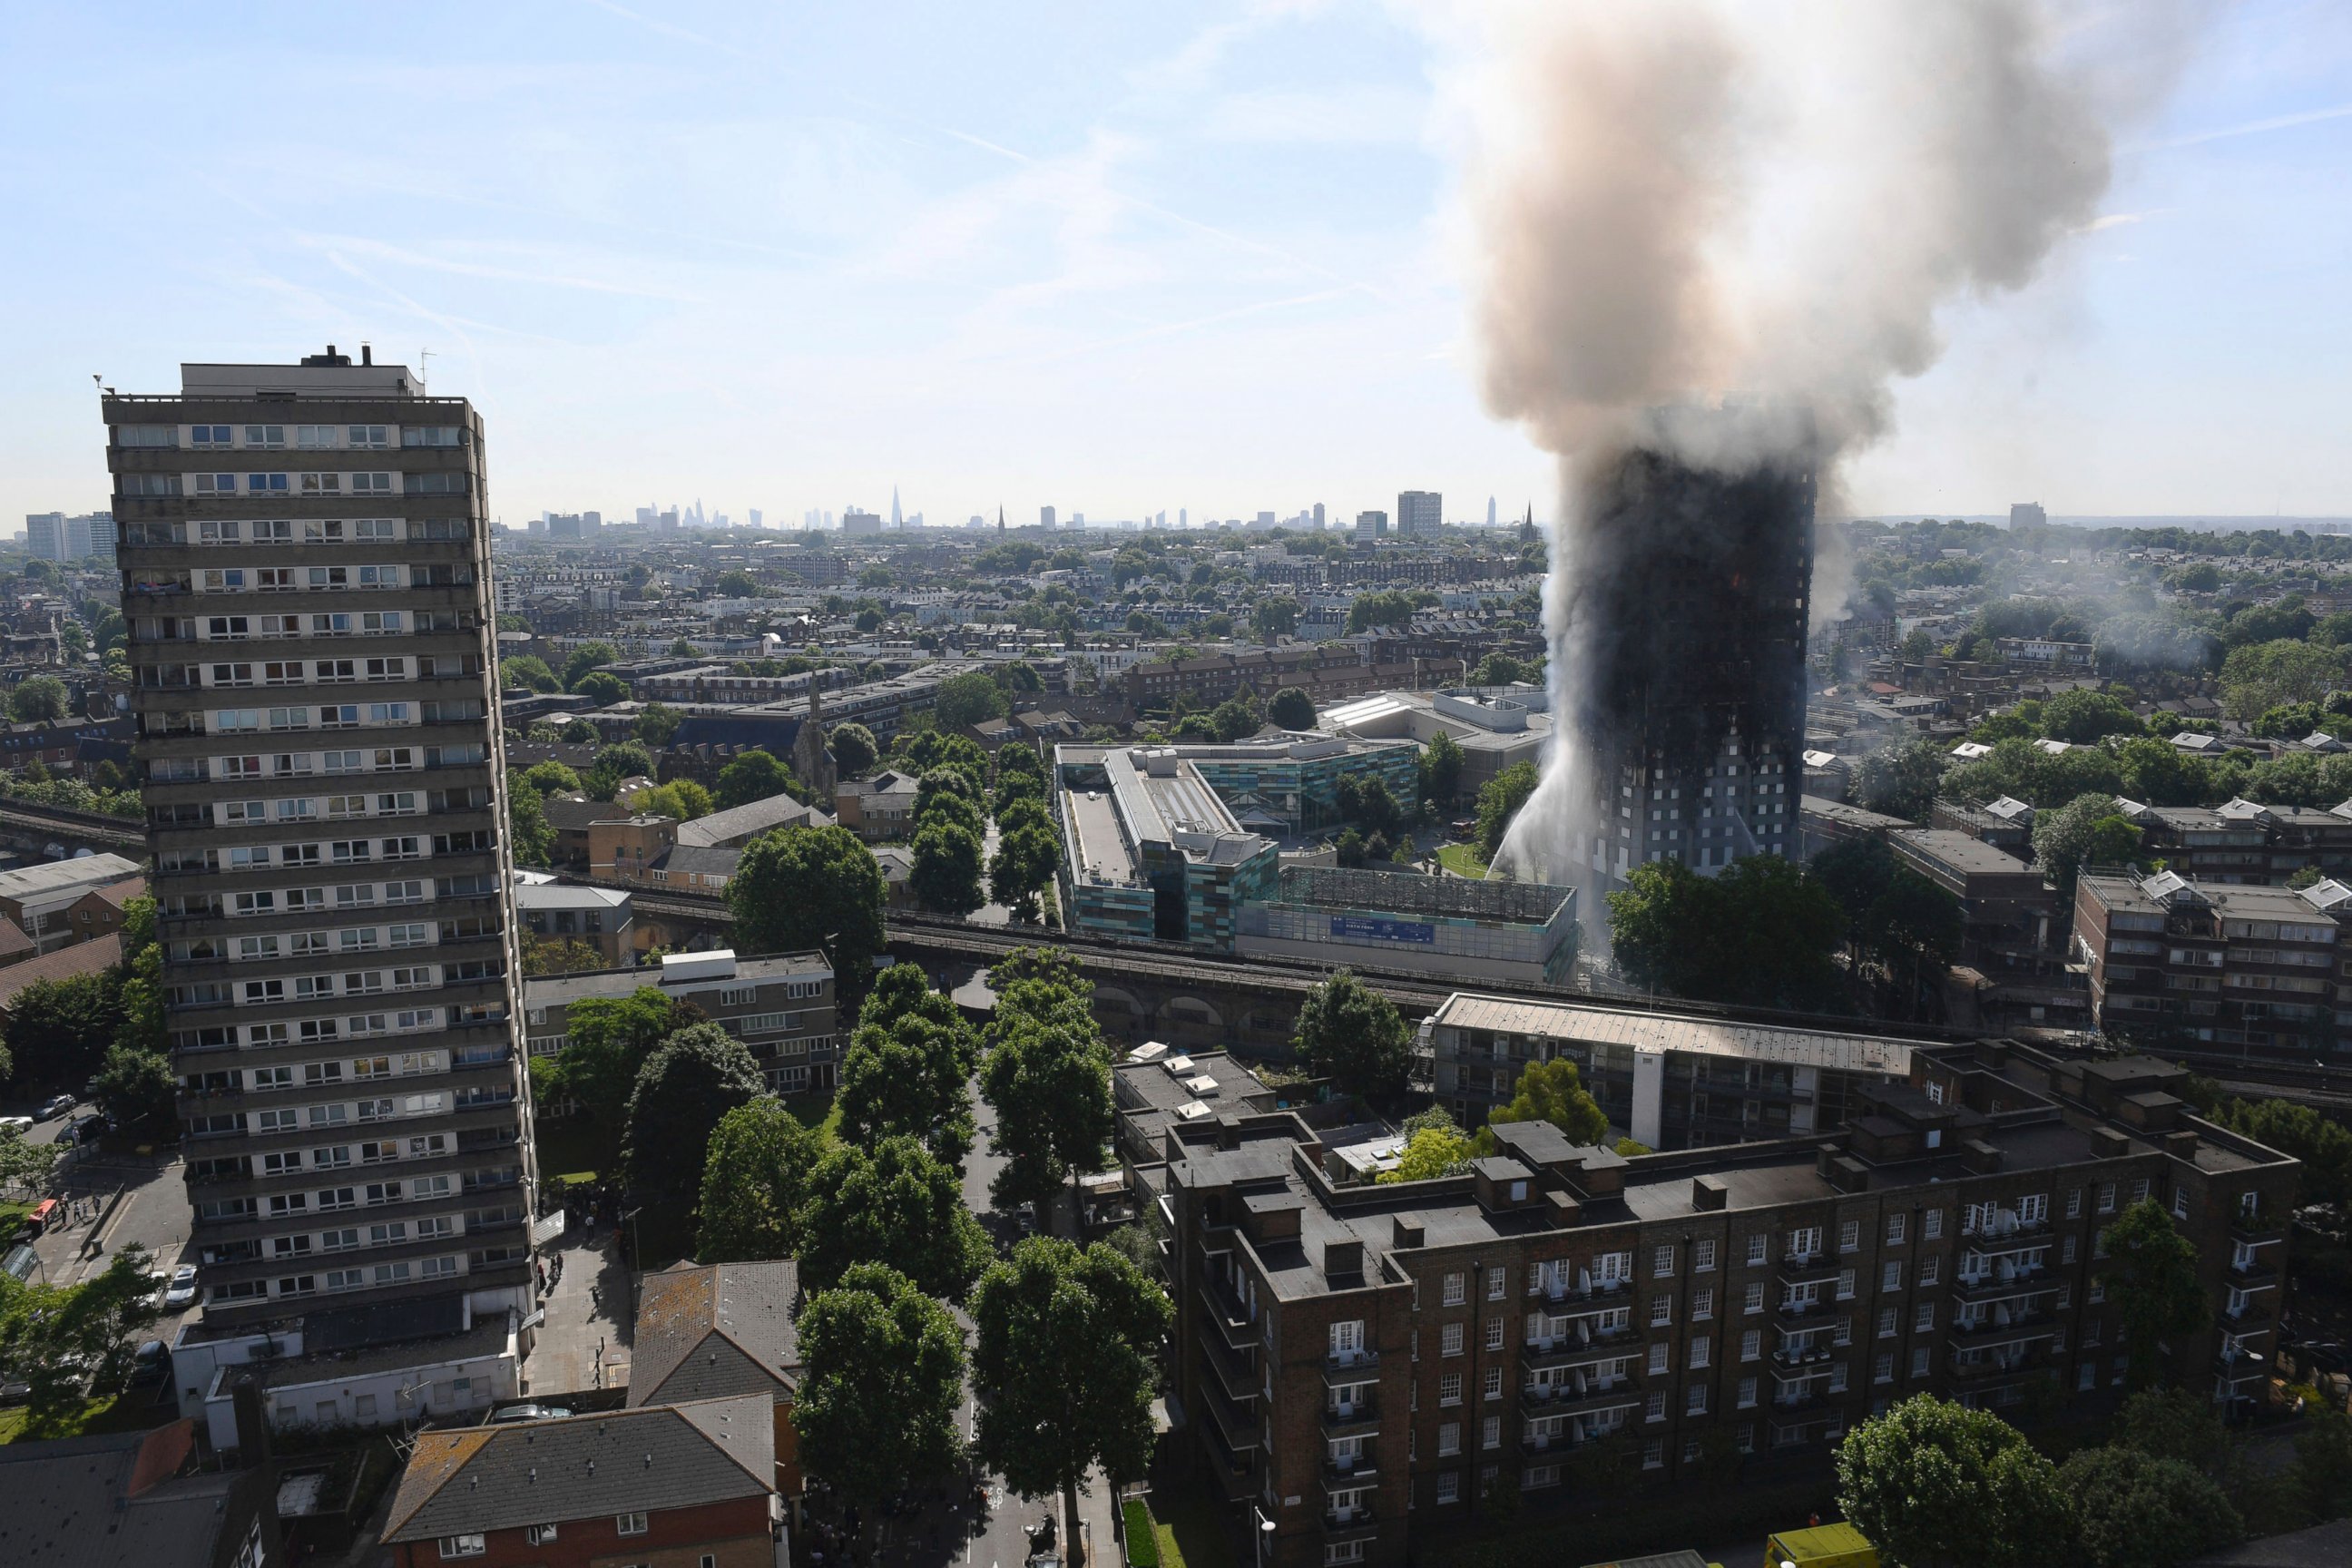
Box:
[418, 347, 436, 383]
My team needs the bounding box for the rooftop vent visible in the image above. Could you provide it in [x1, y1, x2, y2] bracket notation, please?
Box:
[1692, 1175, 1730, 1212]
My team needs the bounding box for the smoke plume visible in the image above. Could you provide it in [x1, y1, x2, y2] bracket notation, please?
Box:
[1438, 1, 2139, 897]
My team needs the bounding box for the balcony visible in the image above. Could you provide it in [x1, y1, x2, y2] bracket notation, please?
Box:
[2213, 1349, 2267, 1385]
[1200, 1382, 1260, 1460]
[1952, 1269, 2054, 1304]
[1948, 1313, 2058, 1348]
[1322, 1509, 1378, 1544]
[1521, 1377, 1643, 1418]
[1196, 1279, 1259, 1352]
[1777, 1255, 1842, 1287]
[1769, 1342, 1836, 1372]
[1321, 1400, 1378, 1440]
[2224, 1298, 2276, 1328]
[1524, 1330, 1636, 1372]
[1320, 1455, 1379, 1488]
[1775, 1297, 1830, 1322]
[1949, 1347, 2045, 1382]
[1321, 1349, 1380, 1387]
[1198, 1328, 1260, 1406]
[2230, 1214, 2285, 1245]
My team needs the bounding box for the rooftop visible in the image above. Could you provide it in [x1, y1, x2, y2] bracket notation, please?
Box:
[1264, 864, 1573, 925]
[630, 1259, 802, 1406]
[1430, 993, 1916, 1076]
[524, 950, 829, 1010]
[0, 853, 142, 906]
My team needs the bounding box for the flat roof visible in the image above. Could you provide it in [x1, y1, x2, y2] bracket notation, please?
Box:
[1431, 994, 1915, 1076]
[1890, 828, 2036, 877]
[524, 951, 829, 1009]
[1063, 784, 1136, 885]
[1268, 865, 1573, 924]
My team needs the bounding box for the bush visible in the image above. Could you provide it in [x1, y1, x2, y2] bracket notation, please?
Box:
[1122, 1501, 1160, 1568]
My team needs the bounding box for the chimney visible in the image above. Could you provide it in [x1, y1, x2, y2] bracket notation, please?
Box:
[1960, 1139, 2004, 1175]
[361, 343, 373, 365]
[1546, 1191, 1583, 1228]
[1692, 1175, 1729, 1212]
[2162, 1129, 2200, 1161]
[230, 1376, 289, 1565]
[1323, 1239, 1364, 1279]
[1392, 1216, 1425, 1250]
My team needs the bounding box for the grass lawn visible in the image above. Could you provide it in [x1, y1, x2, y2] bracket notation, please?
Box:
[1436, 842, 1490, 878]
[1146, 1467, 1238, 1568]
[533, 1119, 606, 1185]
[0, 1390, 174, 1446]
[0, 1200, 30, 1233]
[779, 1087, 840, 1142]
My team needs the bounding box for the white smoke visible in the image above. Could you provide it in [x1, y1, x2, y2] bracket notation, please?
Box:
[1418, 1, 2171, 893]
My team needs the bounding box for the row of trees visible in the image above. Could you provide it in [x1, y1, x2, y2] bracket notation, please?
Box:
[0, 896, 178, 1138]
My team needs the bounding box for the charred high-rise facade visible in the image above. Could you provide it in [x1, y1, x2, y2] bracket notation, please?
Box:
[1552, 405, 1815, 894]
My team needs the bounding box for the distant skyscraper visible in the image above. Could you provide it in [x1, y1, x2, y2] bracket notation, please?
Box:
[1041, 505, 1056, 530]
[843, 508, 883, 537]
[891, 486, 902, 529]
[1397, 491, 1442, 538]
[1487, 496, 1498, 528]
[24, 512, 62, 559]
[1180, 508, 1187, 528]
[1313, 502, 1326, 530]
[1356, 510, 1387, 541]
[2010, 502, 2047, 529]
[749, 508, 761, 529]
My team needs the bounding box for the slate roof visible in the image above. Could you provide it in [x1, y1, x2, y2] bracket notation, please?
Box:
[0, 1425, 249, 1568]
[0, 934, 121, 1014]
[675, 791, 834, 849]
[381, 1396, 775, 1543]
[629, 1259, 802, 1406]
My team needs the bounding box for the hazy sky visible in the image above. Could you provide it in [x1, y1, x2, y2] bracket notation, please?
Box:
[4, 1, 2347, 531]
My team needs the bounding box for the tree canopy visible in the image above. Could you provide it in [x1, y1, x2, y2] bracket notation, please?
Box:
[969, 1237, 1171, 1553]
[695, 1098, 827, 1263]
[2097, 1199, 2209, 1391]
[728, 825, 887, 1016]
[1268, 686, 1316, 730]
[798, 1264, 969, 1509]
[1486, 1057, 1607, 1146]
[1835, 1394, 2071, 1568]
[980, 953, 1113, 1211]
[1476, 761, 1538, 860]
[935, 671, 1012, 731]
[533, 986, 684, 1167]
[622, 1023, 767, 1253]
[801, 1135, 994, 1299]
[1291, 971, 1412, 1102]
[838, 1013, 977, 1168]
[1608, 855, 1845, 1012]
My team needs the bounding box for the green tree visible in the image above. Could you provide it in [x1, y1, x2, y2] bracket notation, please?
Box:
[912, 820, 987, 915]
[728, 825, 887, 1015]
[622, 1024, 767, 1253]
[1609, 856, 1845, 1012]
[533, 987, 683, 1165]
[0, 1124, 58, 1200]
[517, 760, 582, 796]
[2110, 1387, 2233, 1478]
[798, 1264, 969, 1514]
[91, 1043, 175, 1141]
[1378, 1125, 1475, 1182]
[1476, 761, 1539, 861]
[1347, 591, 1416, 633]
[563, 641, 622, 690]
[2060, 1446, 2241, 1568]
[801, 1135, 993, 1298]
[980, 998, 1112, 1213]
[1868, 867, 1965, 1016]
[2295, 1407, 2352, 1523]
[715, 749, 799, 809]
[560, 717, 601, 743]
[0, 1246, 165, 1432]
[696, 1098, 827, 1263]
[1835, 1394, 2071, 1568]
[830, 722, 879, 779]
[1485, 1057, 1607, 1145]
[2, 970, 122, 1089]
[838, 1014, 976, 1167]
[597, 740, 657, 780]
[1291, 971, 1412, 1101]
[1853, 734, 1947, 821]
[935, 671, 1011, 731]
[522, 936, 604, 976]
[2040, 688, 2145, 743]
[6, 676, 68, 723]
[2031, 792, 2133, 899]
[989, 818, 1063, 920]
[2220, 639, 2346, 719]
[572, 669, 629, 706]
[1268, 687, 1317, 730]
[500, 654, 561, 693]
[636, 779, 714, 821]
[969, 1238, 1172, 1556]
[2207, 1099, 2352, 1207]
[634, 701, 684, 749]
[2098, 1199, 2209, 1390]
[1467, 652, 1532, 687]
[1419, 730, 1465, 807]
[864, 962, 975, 1060]
[508, 785, 556, 867]
[1251, 597, 1301, 642]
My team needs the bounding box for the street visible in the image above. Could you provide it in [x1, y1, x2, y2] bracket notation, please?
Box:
[7, 1094, 196, 1296]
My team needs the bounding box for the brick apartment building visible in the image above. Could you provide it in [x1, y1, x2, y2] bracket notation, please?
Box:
[2073, 869, 2345, 1062]
[1152, 1038, 2295, 1568]
[1123, 646, 1432, 715]
[523, 949, 838, 1096]
[2112, 798, 2352, 886]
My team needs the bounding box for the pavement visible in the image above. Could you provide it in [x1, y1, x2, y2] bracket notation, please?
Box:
[15, 1109, 197, 1292]
[522, 1222, 635, 1400]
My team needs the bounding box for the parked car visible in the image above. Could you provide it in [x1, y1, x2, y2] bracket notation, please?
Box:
[0, 1117, 30, 1137]
[67, 1114, 106, 1145]
[34, 1094, 74, 1122]
[130, 1341, 170, 1385]
[162, 1264, 199, 1310]
[486, 1403, 573, 1425]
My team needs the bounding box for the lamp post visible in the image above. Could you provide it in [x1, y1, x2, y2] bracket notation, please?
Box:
[1255, 1509, 1277, 1568]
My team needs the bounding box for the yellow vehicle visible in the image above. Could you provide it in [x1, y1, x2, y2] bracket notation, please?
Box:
[1765, 1522, 1877, 1568]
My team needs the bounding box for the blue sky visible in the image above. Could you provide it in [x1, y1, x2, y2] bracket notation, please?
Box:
[3, 0, 2347, 530]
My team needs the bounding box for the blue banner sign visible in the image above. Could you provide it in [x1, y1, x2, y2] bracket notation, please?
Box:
[1331, 915, 1435, 945]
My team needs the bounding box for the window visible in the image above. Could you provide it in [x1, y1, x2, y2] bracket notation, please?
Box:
[1875, 1352, 1895, 1385]
[1694, 1238, 1717, 1271]
[1910, 1348, 1930, 1377]
[616, 1512, 649, 1536]
[1839, 1220, 1860, 1253]
[1440, 1323, 1464, 1357]
[1686, 1384, 1708, 1415]
[1438, 1422, 1461, 1456]
[1740, 1329, 1760, 1361]
[1744, 1281, 1765, 1314]
[437, 1539, 485, 1561]
[2098, 1182, 2116, 1214]
[1886, 1214, 1906, 1246]
[525, 1524, 558, 1545]
[1653, 1243, 1676, 1278]
[1836, 1269, 1856, 1300]
[1443, 1272, 1465, 1306]
[1435, 1473, 1460, 1504]
[1483, 1367, 1503, 1400]
[1482, 1415, 1502, 1450]
[1738, 1376, 1758, 1407]
[1650, 1295, 1673, 1328]
[1329, 1320, 1365, 1361]
[1787, 1226, 1821, 1260]
[1642, 1438, 1665, 1469]
[1689, 1335, 1710, 1368]
[1914, 1302, 1934, 1333]
[1487, 1264, 1506, 1300]
[1881, 1261, 1904, 1293]
[1645, 1390, 1667, 1421]
[1746, 1233, 1767, 1266]
[2067, 1187, 2084, 1220]
[1647, 1342, 1670, 1376]
[1485, 1317, 1505, 1351]
[1877, 1308, 1897, 1339]
[1439, 1373, 1462, 1406]
[1924, 1208, 1944, 1240]
[1691, 1286, 1714, 1320]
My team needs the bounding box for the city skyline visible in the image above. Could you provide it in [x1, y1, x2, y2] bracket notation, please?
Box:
[5, 2, 2350, 531]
